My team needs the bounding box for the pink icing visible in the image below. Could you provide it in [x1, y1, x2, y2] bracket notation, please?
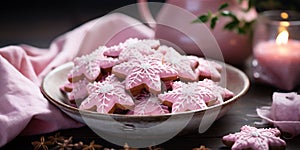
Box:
[188, 56, 222, 81]
[68, 48, 119, 81]
[103, 38, 160, 60]
[118, 42, 157, 62]
[199, 79, 234, 102]
[158, 46, 197, 81]
[67, 78, 90, 101]
[158, 81, 217, 113]
[133, 92, 169, 115]
[79, 75, 134, 113]
[103, 38, 139, 57]
[112, 54, 178, 94]
[222, 125, 286, 150]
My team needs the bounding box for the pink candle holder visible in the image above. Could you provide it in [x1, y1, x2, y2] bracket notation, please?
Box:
[252, 10, 300, 90]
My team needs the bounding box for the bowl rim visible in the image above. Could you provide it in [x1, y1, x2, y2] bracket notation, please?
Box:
[41, 61, 250, 118]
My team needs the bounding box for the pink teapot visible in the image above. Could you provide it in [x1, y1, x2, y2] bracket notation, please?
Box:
[138, 0, 257, 66]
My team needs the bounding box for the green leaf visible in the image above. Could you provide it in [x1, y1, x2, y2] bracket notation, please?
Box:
[210, 17, 218, 29]
[198, 15, 209, 23]
[218, 3, 229, 11]
[224, 20, 239, 30]
[237, 27, 246, 34]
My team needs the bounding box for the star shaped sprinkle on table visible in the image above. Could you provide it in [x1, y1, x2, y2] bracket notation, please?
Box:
[222, 125, 286, 150]
[158, 80, 217, 113]
[112, 54, 178, 96]
[133, 92, 169, 115]
[158, 46, 198, 81]
[68, 48, 119, 82]
[79, 75, 134, 113]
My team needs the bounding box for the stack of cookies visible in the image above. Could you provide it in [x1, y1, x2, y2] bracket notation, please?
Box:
[60, 38, 234, 115]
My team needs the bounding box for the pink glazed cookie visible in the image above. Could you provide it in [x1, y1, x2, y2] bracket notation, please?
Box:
[112, 54, 178, 96]
[159, 79, 233, 113]
[68, 47, 119, 82]
[158, 81, 214, 113]
[222, 125, 286, 150]
[133, 92, 169, 115]
[158, 45, 198, 81]
[79, 75, 134, 113]
[103, 38, 160, 60]
[188, 56, 223, 81]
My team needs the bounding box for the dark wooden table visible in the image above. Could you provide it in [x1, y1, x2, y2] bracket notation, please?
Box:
[1, 1, 300, 149]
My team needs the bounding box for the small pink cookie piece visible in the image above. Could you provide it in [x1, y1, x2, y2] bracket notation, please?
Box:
[158, 81, 217, 113]
[158, 46, 198, 81]
[79, 75, 134, 113]
[68, 48, 119, 82]
[222, 125, 286, 150]
[112, 54, 178, 96]
[133, 93, 169, 115]
[188, 56, 222, 81]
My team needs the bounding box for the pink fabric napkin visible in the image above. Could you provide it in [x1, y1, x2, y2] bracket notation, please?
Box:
[0, 13, 154, 147]
[256, 92, 300, 138]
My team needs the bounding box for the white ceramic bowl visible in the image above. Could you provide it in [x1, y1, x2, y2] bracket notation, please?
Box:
[41, 61, 249, 147]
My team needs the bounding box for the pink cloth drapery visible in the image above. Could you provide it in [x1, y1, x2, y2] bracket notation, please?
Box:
[0, 13, 154, 147]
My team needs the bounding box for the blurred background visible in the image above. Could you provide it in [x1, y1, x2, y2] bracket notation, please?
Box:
[0, 0, 164, 48]
[0, 0, 299, 48]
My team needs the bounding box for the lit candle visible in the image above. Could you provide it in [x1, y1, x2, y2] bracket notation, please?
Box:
[253, 28, 300, 90]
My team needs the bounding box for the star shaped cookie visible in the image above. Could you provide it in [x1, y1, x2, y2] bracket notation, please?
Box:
[68, 48, 119, 82]
[222, 125, 286, 150]
[112, 54, 178, 96]
[158, 80, 217, 113]
[158, 45, 198, 81]
[79, 75, 134, 113]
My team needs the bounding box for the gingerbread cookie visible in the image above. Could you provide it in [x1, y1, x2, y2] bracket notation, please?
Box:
[68, 48, 119, 82]
[188, 56, 222, 81]
[112, 54, 178, 96]
[198, 79, 234, 105]
[118, 41, 157, 63]
[103, 38, 160, 59]
[158, 81, 217, 113]
[222, 125, 286, 150]
[133, 92, 169, 115]
[79, 75, 134, 113]
[158, 46, 198, 81]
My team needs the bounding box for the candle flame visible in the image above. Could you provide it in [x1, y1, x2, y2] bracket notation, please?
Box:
[280, 12, 289, 19]
[276, 30, 289, 45]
